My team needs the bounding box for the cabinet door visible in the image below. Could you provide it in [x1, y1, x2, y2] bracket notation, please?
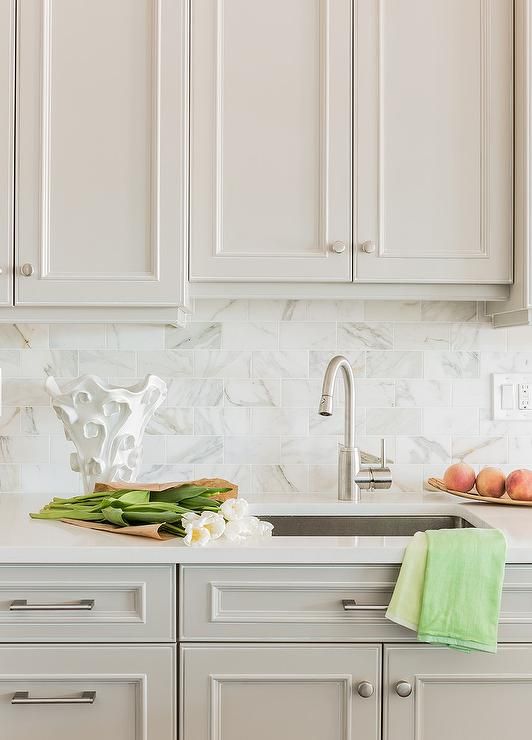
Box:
[0, 0, 14, 305]
[190, 0, 352, 282]
[384, 644, 532, 740]
[181, 643, 380, 740]
[356, 0, 513, 284]
[0, 644, 175, 740]
[16, 0, 188, 307]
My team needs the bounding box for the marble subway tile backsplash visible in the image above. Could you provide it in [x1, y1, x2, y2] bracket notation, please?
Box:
[1, 300, 532, 498]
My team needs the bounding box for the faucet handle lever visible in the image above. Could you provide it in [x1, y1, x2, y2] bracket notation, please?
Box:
[379, 439, 386, 469]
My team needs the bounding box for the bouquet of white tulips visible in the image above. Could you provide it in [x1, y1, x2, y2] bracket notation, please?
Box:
[182, 498, 273, 546]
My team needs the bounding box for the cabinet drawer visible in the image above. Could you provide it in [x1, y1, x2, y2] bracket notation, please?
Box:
[0, 644, 175, 740]
[181, 565, 532, 643]
[180, 564, 410, 641]
[0, 565, 175, 642]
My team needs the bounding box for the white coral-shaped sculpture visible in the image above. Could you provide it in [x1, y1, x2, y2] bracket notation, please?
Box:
[46, 374, 167, 493]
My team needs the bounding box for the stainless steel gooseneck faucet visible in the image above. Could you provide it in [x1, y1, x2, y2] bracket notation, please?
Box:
[319, 355, 392, 501]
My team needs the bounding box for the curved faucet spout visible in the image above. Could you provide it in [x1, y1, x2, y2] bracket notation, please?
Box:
[318, 355, 355, 449]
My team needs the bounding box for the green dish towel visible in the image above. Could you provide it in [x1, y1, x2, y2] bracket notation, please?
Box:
[386, 528, 506, 653]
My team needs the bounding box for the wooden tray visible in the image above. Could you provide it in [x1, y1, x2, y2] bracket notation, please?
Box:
[428, 477, 532, 507]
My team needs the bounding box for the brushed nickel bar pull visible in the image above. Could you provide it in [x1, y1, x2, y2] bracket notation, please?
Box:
[11, 691, 96, 705]
[9, 599, 95, 611]
[342, 599, 388, 611]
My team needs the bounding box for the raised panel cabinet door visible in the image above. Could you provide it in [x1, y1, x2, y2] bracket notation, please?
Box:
[190, 0, 352, 282]
[0, 0, 14, 305]
[15, 0, 188, 307]
[356, 0, 513, 284]
[384, 644, 532, 740]
[181, 644, 381, 740]
[0, 644, 176, 740]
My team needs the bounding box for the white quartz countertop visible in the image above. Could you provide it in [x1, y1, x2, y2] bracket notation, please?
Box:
[1, 492, 532, 564]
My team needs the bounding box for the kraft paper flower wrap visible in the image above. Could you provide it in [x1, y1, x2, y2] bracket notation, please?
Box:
[30, 479, 273, 546]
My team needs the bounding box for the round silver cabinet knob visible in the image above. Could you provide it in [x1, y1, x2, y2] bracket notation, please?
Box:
[331, 241, 346, 254]
[395, 681, 412, 698]
[20, 263, 34, 277]
[361, 241, 376, 254]
[357, 681, 374, 698]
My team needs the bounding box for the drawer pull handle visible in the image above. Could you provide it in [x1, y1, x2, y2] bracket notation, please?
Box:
[342, 599, 388, 612]
[11, 691, 96, 705]
[9, 599, 95, 612]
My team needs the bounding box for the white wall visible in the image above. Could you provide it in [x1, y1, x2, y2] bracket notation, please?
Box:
[0, 299, 528, 497]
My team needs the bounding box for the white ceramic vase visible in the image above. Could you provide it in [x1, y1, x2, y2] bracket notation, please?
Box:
[46, 374, 167, 493]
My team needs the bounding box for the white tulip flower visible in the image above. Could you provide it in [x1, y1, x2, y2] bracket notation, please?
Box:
[197, 511, 225, 540]
[220, 498, 249, 521]
[223, 518, 252, 542]
[183, 521, 211, 547]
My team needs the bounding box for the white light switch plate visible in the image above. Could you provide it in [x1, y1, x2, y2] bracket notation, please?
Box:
[492, 373, 532, 419]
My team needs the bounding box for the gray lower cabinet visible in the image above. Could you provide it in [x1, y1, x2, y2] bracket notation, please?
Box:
[384, 644, 532, 739]
[181, 643, 381, 740]
[0, 643, 176, 740]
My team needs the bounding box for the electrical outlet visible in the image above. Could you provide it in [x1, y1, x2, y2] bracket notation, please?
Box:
[492, 374, 532, 419]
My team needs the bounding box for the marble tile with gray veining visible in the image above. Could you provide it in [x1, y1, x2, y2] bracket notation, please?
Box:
[451, 378, 490, 408]
[355, 380, 395, 408]
[394, 324, 450, 350]
[338, 322, 393, 350]
[194, 408, 251, 436]
[356, 436, 396, 464]
[224, 379, 280, 407]
[193, 464, 252, 494]
[3, 379, 51, 407]
[389, 465, 424, 493]
[396, 379, 451, 407]
[281, 379, 322, 408]
[0, 324, 49, 349]
[307, 301, 362, 322]
[224, 436, 280, 464]
[167, 435, 223, 465]
[194, 350, 251, 379]
[137, 463, 195, 483]
[481, 351, 532, 374]
[335, 301, 366, 321]
[451, 324, 507, 351]
[0, 435, 50, 464]
[364, 301, 421, 322]
[107, 324, 165, 350]
[280, 322, 336, 350]
[507, 325, 532, 350]
[252, 351, 308, 379]
[222, 322, 278, 351]
[479, 408, 532, 436]
[192, 299, 249, 321]
[281, 436, 338, 465]
[79, 350, 135, 377]
[248, 299, 309, 321]
[309, 350, 365, 379]
[508, 437, 532, 463]
[0, 408, 21, 434]
[365, 408, 422, 436]
[366, 351, 422, 378]
[49, 323, 106, 349]
[138, 350, 193, 378]
[165, 323, 221, 350]
[146, 408, 194, 435]
[252, 465, 309, 494]
[424, 351, 479, 379]
[166, 378, 223, 407]
[308, 464, 337, 495]
[252, 408, 308, 436]
[452, 436, 507, 464]
[421, 301, 477, 322]
[21, 464, 82, 494]
[423, 407, 479, 436]
[395, 436, 451, 464]
[21, 350, 78, 378]
[0, 464, 21, 492]
[20, 407, 61, 435]
[0, 350, 21, 378]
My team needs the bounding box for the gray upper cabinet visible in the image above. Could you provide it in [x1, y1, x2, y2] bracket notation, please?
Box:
[356, 0, 513, 284]
[384, 644, 532, 740]
[189, 0, 352, 283]
[0, 0, 14, 306]
[181, 643, 381, 740]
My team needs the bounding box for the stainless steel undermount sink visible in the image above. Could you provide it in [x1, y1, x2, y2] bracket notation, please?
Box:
[259, 514, 476, 537]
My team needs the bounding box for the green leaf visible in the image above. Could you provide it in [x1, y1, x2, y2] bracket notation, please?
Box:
[116, 490, 151, 505]
[151, 485, 230, 503]
[101, 506, 128, 527]
[30, 509, 104, 521]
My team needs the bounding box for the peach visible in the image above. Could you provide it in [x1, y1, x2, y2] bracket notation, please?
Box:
[475, 467, 506, 498]
[506, 469, 532, 501]
[443, 463, 476, 493]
